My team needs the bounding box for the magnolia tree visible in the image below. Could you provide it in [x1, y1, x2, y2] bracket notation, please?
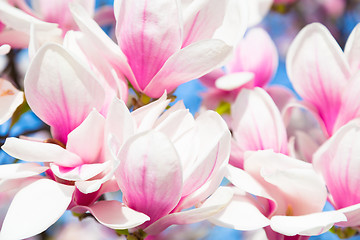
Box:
[0, 0, 359, 240]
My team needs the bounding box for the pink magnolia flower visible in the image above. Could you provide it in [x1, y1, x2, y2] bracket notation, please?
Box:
[211, 150, 346, 239]
[0, 44, 23, 124]
[229, 88, 288, 169]
[200, 28, 292, 110]
[69, 0, 247, 98]
[286, 23, 360, 138]
[0, 44, 148, 239]
[75, 93, 233, 237]
[313, 120, 360, 228]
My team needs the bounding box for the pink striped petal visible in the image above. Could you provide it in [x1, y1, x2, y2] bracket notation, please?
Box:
[313, 120, 360, 209]
[228, 28, 278, 88]
[287, 23, 351, 135]
[0, 179, 74, 240]
[230, 88, 288, 168]
[73, 200, 150, 229]
[144, 39, 232, 98]
[116, 0, 182, 90]
[115, 131, 183, 225]
[144, 186, 233, 235]
[24, 44, 105, 144]
[334, 72, 360, 132]
[50, 162, 109, 182]
[182, 0, 226, 47]
[344, 23, 360, 75]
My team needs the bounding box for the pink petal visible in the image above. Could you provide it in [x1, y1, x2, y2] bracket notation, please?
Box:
[73, 200, 150, 229]
[115, 0, 182, 90]
[24, 43, 105, 144]
[210, 187, 271, 231]
[286, 23, 351, 135]
[313, 120, 360, 209]
[181, 0, 226, 47]
[230, 88, 288, 168]
[266, 85, 294, 111]
[0, 163, 48, 179]
[2, 137, 83, 166]
[228, 28, 278, 88]
[0, 179, 74, 239]
[344, 23, 360, 75]
[144, 39, 232, 98]
[144, 186, 233, 235]
[334, 72, 360, 132]
[270, 211, 346, 236]
[66, 110, 105, 165]
[0, 29, 30, 48]
[115, 131, 183, 225]
[0, 78, 24, 125]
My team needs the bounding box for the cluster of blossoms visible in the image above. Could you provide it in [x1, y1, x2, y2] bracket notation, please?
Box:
[0, 0, 359, 240]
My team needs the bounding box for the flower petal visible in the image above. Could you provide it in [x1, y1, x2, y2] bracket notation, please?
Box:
[2, 137, 83, 166]
[144, 186, 233, 235]
[210, 187, 271, 231]
[24, 43, 105, 144]
[215, 72, 254, 91]
[115, 131, 183, 225]
[0, 163, 48, 179]
[230, 88, 288, 168]
[286, 23, 351, 135]
[336, 203, 360, 227]
[344, 23, 360, 75]
[144, 39, 232, 98]
[270, 211, 346, 236]
[181, 0, 226, 47]
[313, 120, 360, 209]
[116, 0, 182, 91]
[73, 200, 150, 230]
[0, 44, 10, 55]
[0, 79, 24, 125]
[66, 110, 105, 165]
[0, 179, 75, 240]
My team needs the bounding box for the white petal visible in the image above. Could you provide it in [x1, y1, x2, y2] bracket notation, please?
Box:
[0, 44, 10, 55]
[2, 138, 83, 166]
[0, 163, 48, 179]
[215, 72, 254, 91]
[270, 211, 347, 236]
[73, 200, 150, 229]
[0, 179, 75, 239]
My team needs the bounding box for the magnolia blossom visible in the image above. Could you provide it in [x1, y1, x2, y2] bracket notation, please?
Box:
[0, 44, 23, 124]
[69, 0, 247, 98]
[73, 93, 234, 237]
[313, 120, 360, 228]
[229, 88, 288, 169]
[211, 150, 346, 239]
[200, 28, 279, 109]
[286, 23, 360, 138]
